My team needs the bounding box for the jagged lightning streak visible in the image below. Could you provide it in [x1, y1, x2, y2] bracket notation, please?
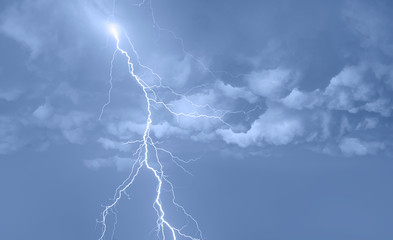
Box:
[97, 23, 229, 240]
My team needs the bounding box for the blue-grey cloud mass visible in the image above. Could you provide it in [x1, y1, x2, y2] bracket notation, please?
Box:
[1, 0, 393, 239]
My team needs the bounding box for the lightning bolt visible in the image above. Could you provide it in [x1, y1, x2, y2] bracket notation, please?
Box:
[97, 21, 230, 240]
[95, 0, 260, 238]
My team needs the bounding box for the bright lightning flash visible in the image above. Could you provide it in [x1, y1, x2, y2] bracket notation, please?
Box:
[98, 23, 228, 240]
[108, 24, 119, 38]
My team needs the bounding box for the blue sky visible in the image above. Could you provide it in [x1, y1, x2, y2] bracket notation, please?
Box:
[1, 0, 393, 239]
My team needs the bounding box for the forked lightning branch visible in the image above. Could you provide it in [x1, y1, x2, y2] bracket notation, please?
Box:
[97, 23, 226, 240]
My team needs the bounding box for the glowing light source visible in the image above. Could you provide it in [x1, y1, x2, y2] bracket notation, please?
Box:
[108, 23, 119, 38]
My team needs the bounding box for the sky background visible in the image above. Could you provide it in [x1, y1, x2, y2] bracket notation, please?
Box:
[1, 0, 393, 239]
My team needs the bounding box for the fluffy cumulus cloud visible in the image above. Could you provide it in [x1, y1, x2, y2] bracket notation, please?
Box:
[218, 106, 304, 147]
[339, 137, 385, 156]
[33, 102, 53, 120]
[215, 81, 258, 103]
[246, 68, 299, 99]
[217, 60, 393, 154]
[324, 64, 393, 116]
[0, 0, 392, 160]
[219, 3, 393, 155]
[281, 88, 323, 110]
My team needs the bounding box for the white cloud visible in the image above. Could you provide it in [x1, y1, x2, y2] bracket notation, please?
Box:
[246, 68, 298, 99]
[281, 63, 393, 117]
[323, 64, 393, 116]
[151, 121, 188, 139]
[107, 121, 145, 139]
[0, 117, 23, 154]
[54, 111, 92, 144]
[339, 137, 385, 156]
[33, 102, 53, 120]
[97, 137, 131, 152]
[338, 116, 352, 138]
[356, 117, 378, 130]
[0, 89, 23, 101]
[324, 65, 372, 112]
[33, 107, 93, 144]
[362, 98, 391, 117]
[217, 106, 304, 147]
[190, 132, 217, 142]
[281, 88, 323, 110]
[215, 81, 258, 103]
